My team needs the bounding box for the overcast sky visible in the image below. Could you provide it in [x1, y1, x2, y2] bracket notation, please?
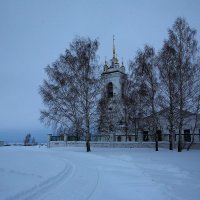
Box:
[0, 0, 200, 142]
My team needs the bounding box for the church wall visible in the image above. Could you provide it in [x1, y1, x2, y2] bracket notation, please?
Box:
[140, 115, 200, 142]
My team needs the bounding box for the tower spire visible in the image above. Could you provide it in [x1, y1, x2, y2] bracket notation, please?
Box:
[113, 34, 115, 58]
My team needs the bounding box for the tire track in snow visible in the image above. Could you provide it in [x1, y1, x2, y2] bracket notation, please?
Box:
[85, 166, 101, 200]
[6, 159, 76, 200]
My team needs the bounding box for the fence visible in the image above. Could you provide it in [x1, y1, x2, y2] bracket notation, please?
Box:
[47, 134, 200, 149]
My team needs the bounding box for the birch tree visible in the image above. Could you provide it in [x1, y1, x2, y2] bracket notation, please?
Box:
[165, 17, 199, 152]
[130, 45, 159, 151]
[40, 37, 100, 152]
[157, 42, 179, 150]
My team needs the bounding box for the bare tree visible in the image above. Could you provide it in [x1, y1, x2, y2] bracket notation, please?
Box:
[187, 58, 200, 150]
[130, 45, 159, 151]
[39, 55, 83, 138]
[24, 133, 31, 146]
[71, 38, 100, 151]
[121, 78, 141, 141]
[157, 42, 179, 150]
[31, 137, 37, 146]
[165, 17, 199, 152]
[40, 37, 100, 152]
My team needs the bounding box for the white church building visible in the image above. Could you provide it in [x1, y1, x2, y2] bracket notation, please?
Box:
[98, 37, 200, 145]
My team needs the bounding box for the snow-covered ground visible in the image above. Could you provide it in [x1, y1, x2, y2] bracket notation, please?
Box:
[0, 146, 200, 200]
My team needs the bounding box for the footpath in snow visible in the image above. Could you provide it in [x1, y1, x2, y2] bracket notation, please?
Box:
[0, 146, 200, 200]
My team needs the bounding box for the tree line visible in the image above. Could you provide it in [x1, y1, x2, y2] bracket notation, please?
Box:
[24, 133, 37, 146]
[40, 17, 200, 152]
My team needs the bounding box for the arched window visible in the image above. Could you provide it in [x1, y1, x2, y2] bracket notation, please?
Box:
[107, 82, 113, 98]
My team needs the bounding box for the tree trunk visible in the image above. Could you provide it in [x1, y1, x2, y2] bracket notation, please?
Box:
[85, 109, 91, 152]
[169, 128, 175, 150]
[169, 103, 175, 150]
[187, 98, 200, 151]
[178, 128, 182, 152]
[86, 139, 91, 152]
[155, 141, 158, 151]
[169, 133, 173, 150]
[187, 135, 194, 151]
[155, 131, 158, 151]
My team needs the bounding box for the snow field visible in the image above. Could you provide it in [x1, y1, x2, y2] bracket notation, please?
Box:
[0, 146, 200, 200]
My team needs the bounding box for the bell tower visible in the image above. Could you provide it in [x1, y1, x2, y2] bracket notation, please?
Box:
[102, 35, 126, 98]
[99, 36, 127, 138]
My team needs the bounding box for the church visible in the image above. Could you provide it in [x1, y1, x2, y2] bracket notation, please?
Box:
[98, 37, 200, 145]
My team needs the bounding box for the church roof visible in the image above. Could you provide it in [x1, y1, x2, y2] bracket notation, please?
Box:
[103, 36, 126, 74]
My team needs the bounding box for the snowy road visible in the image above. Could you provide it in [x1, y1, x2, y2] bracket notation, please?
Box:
[0, 146, 200, 200]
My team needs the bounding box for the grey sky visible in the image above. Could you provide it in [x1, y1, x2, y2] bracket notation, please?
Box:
[0, 0, 200, 142]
